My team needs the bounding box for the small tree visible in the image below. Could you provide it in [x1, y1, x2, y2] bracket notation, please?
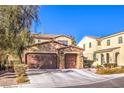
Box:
[12, 29, 33, 63]
[0, 6, 39, 63]
[70, 35, 77, 46]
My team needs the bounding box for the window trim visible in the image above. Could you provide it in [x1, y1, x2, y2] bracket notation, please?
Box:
[97, 41, 101, 46]
[118, 36, 123, 44]
[107, 39, 110, 46]
[38, 39, 41, 43]
[57, 40, 68, 45]
[89, 42, 92, 48]
[83, 44, 85, 50]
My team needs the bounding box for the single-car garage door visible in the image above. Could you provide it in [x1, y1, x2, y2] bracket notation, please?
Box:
[26, 53, 57, 69]
[65, 54, 77, 68]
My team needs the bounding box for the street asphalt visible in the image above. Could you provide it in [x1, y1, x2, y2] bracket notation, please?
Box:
[64, 76, 124, 88]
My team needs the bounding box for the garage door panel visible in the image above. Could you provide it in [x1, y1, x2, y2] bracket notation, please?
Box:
[65, 54, 77, 68]
[26, 53, 57, 69]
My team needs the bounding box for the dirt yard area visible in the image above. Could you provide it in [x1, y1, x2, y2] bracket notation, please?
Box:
[0, 72, 17, 87]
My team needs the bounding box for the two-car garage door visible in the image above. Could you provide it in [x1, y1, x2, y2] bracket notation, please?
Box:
[26, 53, 77, 69]
[26, 53, 57, 69]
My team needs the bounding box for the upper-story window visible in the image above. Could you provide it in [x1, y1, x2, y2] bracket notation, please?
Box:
[97, 41, 101, 46]
[118, 36, 123, 44]
[58, 40, 68, 45]
[38, 39, 41, 43]
[107, 40, 110, 46]
[89, 42, 92, 48]
[83, 44, 85, 50]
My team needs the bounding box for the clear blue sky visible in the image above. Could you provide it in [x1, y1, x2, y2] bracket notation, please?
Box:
[31, 5, 124, 43]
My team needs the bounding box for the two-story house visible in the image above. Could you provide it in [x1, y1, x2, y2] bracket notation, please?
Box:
[22, 34, 84, 69]
[78, 31, 124, 66]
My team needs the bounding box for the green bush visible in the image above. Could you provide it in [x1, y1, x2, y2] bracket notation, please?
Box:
[14, 64, 27, 76]
[96, 67, 124, 74]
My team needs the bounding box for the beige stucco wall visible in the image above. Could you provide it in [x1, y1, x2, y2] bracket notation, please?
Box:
[78, 36, 97, 60]
[95, 34, 124, 66]
[101, 34, 124, 49]
[78, 32, 124, 66]
[119, 47, 124, 66]
[93, 48, 124, 66]
[94, 51, 116, 66]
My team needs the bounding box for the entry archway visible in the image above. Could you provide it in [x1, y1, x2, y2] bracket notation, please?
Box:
[106, 53, 110, 63]
[101, 54, 104, 65]
[115, 52, 120, 66]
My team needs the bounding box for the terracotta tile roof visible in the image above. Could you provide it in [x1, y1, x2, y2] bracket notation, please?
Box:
[57, 45, 83, 50]
[86, 36, 98, 39]
[32, 34, 60, 39]
[87, 31, 124, 40]
[27, 40, 67, 48]
[100, 31, 124, 39]
[26, 40, 83, 51]
[31, 34, 72, 40]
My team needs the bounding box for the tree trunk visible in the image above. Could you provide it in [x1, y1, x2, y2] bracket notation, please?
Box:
[18, 52, 22, 64]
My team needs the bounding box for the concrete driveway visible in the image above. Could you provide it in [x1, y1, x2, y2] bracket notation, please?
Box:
[11, 69, 124, 88]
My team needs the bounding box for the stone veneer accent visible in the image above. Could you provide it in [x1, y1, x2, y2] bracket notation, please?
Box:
[24, 41, 83, 69]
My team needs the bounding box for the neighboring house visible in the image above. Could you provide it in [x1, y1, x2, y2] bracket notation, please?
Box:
[78, 36, 98, 61]
[78, 31, 124, 66]
[23, 41, 83, 69]
[32, 34, 73, 45]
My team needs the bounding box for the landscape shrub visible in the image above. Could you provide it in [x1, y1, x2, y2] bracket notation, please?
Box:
[14, 64, 29, 83]
[96, 67, 124, 74]
[96, 64, 103, 69]
[14, 64, 27, 76]
[83, 60, 94, 68]
[103, 63, 117, 68]
[121, 66, 124, 69]
[16, 75, 29, 84]
[13, 60, 22, 65]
